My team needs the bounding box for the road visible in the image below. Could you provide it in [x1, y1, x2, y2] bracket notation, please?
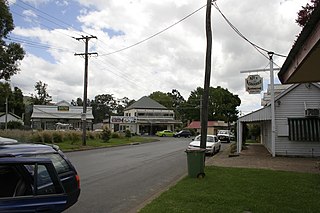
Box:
[64, 137, 228, 213]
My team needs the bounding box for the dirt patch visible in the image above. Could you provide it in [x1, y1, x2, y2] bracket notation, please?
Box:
[206, 143, 320, 174]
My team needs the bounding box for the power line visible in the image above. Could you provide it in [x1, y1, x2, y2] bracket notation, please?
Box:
[6, 36, 73, 52]
[99, 4, 207, 56]
[212, 2, 287, 58]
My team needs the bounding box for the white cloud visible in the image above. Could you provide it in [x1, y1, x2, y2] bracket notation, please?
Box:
[10, 0, 309, 114]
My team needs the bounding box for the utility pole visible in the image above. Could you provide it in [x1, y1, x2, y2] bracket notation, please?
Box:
[75, 35, 98, 146]
[200, 0, 213, 150]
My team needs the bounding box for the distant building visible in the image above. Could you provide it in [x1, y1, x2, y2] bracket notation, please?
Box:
[0, 112, 23, 127]
[186, 121, 229, 135]
[261, 84, 292, 106]
[109, 96, 181, 135]
[31, 100, 94, 130]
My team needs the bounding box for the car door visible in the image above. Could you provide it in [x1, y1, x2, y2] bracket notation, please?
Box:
[0, 158, 68, 213]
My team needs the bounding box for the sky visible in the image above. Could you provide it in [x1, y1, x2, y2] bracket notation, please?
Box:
[5, 0, 309, 115]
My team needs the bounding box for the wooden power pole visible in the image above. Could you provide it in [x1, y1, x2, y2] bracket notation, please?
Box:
[200, 0, 213, 149]
[75, 36, 98, 146]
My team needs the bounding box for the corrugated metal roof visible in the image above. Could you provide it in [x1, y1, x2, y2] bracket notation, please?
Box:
[31, 105, 94, 119]
[125, 96, 167, 110]
[239, 107, 271, 122]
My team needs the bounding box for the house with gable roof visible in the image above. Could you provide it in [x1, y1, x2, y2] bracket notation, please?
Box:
[109, 96, 182, 135]
[237, 83, 320, 157]
[31, 100, 94, 130]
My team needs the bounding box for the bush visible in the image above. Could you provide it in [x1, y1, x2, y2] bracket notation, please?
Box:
[7, 121, 23, 130]
[101, 127, 111, 142]
[111, 132, 120, 138]
[125, 129, 132, 138]
[52, 131, 63, 143]
[70, 132, 81, 144]
[39, 131, 53, 143]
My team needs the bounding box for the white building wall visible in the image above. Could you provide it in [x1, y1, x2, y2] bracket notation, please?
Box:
[275, 84, 320, 157]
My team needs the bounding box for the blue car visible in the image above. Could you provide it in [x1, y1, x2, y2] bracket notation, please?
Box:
[0, 139, 80, 212]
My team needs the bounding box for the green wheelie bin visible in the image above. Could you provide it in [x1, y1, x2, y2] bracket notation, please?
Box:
[185, 148, 206, 178]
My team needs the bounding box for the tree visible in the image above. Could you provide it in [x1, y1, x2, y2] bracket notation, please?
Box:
[149, 91, 173, 109]
[184, 86, 241, 125]
[30, 81, 52, 105]
[91, 94, 117, 123]
[71, 98, 83, 106]
[0, 0, 25, 80]
[0, 82, 24, 117]
[296, 0, 320, 27]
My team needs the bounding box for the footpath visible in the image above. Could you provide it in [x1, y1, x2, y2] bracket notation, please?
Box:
[206, 143, 320, 174]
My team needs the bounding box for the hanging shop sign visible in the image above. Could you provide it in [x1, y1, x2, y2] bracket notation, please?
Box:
[245, 74, 263, 94]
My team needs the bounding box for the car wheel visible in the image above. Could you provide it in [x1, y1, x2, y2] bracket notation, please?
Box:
[188, 135, 191, 138]
[212, 148, 215, 156]
[197, 173, 205, 178]
[178, 135, 181, 138]
[217, 145, 221, 152]
[163, 134, 166, 137]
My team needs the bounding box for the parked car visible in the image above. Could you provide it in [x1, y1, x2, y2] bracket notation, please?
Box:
[217, 130, 234, 143]
[174, 130, 191, 138]
[0, 140, 80, 212]
[188, 135, 221, 155]
[155, 130, 175, 137]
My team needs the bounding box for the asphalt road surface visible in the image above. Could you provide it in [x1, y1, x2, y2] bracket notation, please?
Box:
[65, 138, 191, 213]
[64, 137, 228, 213]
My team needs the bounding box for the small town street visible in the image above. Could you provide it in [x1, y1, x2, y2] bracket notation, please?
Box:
[64, 137, 228, 213]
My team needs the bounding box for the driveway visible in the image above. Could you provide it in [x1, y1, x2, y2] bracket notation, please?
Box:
[207, 143, 320, 174]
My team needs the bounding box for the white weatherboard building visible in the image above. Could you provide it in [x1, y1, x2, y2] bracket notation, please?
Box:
[110, 96, 181, 135]
[31, 100, 94, 130]
[237, 83, 320, 157]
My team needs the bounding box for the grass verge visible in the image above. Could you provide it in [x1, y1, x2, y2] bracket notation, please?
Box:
[139, 166, 320, 213]
[53, 136, 157, 151]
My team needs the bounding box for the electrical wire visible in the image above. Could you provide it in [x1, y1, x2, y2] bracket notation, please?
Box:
[7, 36, 73, 52]
[212, 2, 287, 58]
[99, 4, 207, 56]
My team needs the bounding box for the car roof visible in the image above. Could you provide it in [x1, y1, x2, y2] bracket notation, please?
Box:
[0, 137, 18, 144]
[0, 143, 58, 157]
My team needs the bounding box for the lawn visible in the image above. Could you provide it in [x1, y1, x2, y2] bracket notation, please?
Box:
[51, 136, 157, 151]
[140, 166, 320, 213]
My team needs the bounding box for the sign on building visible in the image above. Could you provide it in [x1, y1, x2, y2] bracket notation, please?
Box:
[111, 116, 136, 123]
[245, 75, 263, 94]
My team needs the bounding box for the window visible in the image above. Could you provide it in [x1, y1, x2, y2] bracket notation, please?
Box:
[31, 154, 71, 174]
[288, 118, 320, 141]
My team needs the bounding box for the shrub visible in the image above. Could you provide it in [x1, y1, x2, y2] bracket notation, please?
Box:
[125, 129, 132, 138]
[29, 131, 42, 143]
[101, 127, 111, 142]
[41, 131, 53, 143]
[7, 121, 23, 130]
[70, 131, 81, 144]
[52, 131, 63, 143]
[111, 132, 120, 138]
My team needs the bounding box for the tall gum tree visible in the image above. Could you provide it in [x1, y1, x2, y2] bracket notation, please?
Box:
[0, 0, 25, 80]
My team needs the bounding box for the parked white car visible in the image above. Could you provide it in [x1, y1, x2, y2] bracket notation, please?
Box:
[188, 135, 221, 155]
[217, 130, 235, 143]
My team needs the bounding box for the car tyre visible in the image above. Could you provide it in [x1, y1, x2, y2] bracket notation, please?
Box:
[197, 173, 205, 178]
[217, 145, 221, 152]
[212, 148, 215, 156]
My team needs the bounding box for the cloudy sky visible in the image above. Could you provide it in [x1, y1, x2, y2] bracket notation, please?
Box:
[6, 0, 308, 114]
